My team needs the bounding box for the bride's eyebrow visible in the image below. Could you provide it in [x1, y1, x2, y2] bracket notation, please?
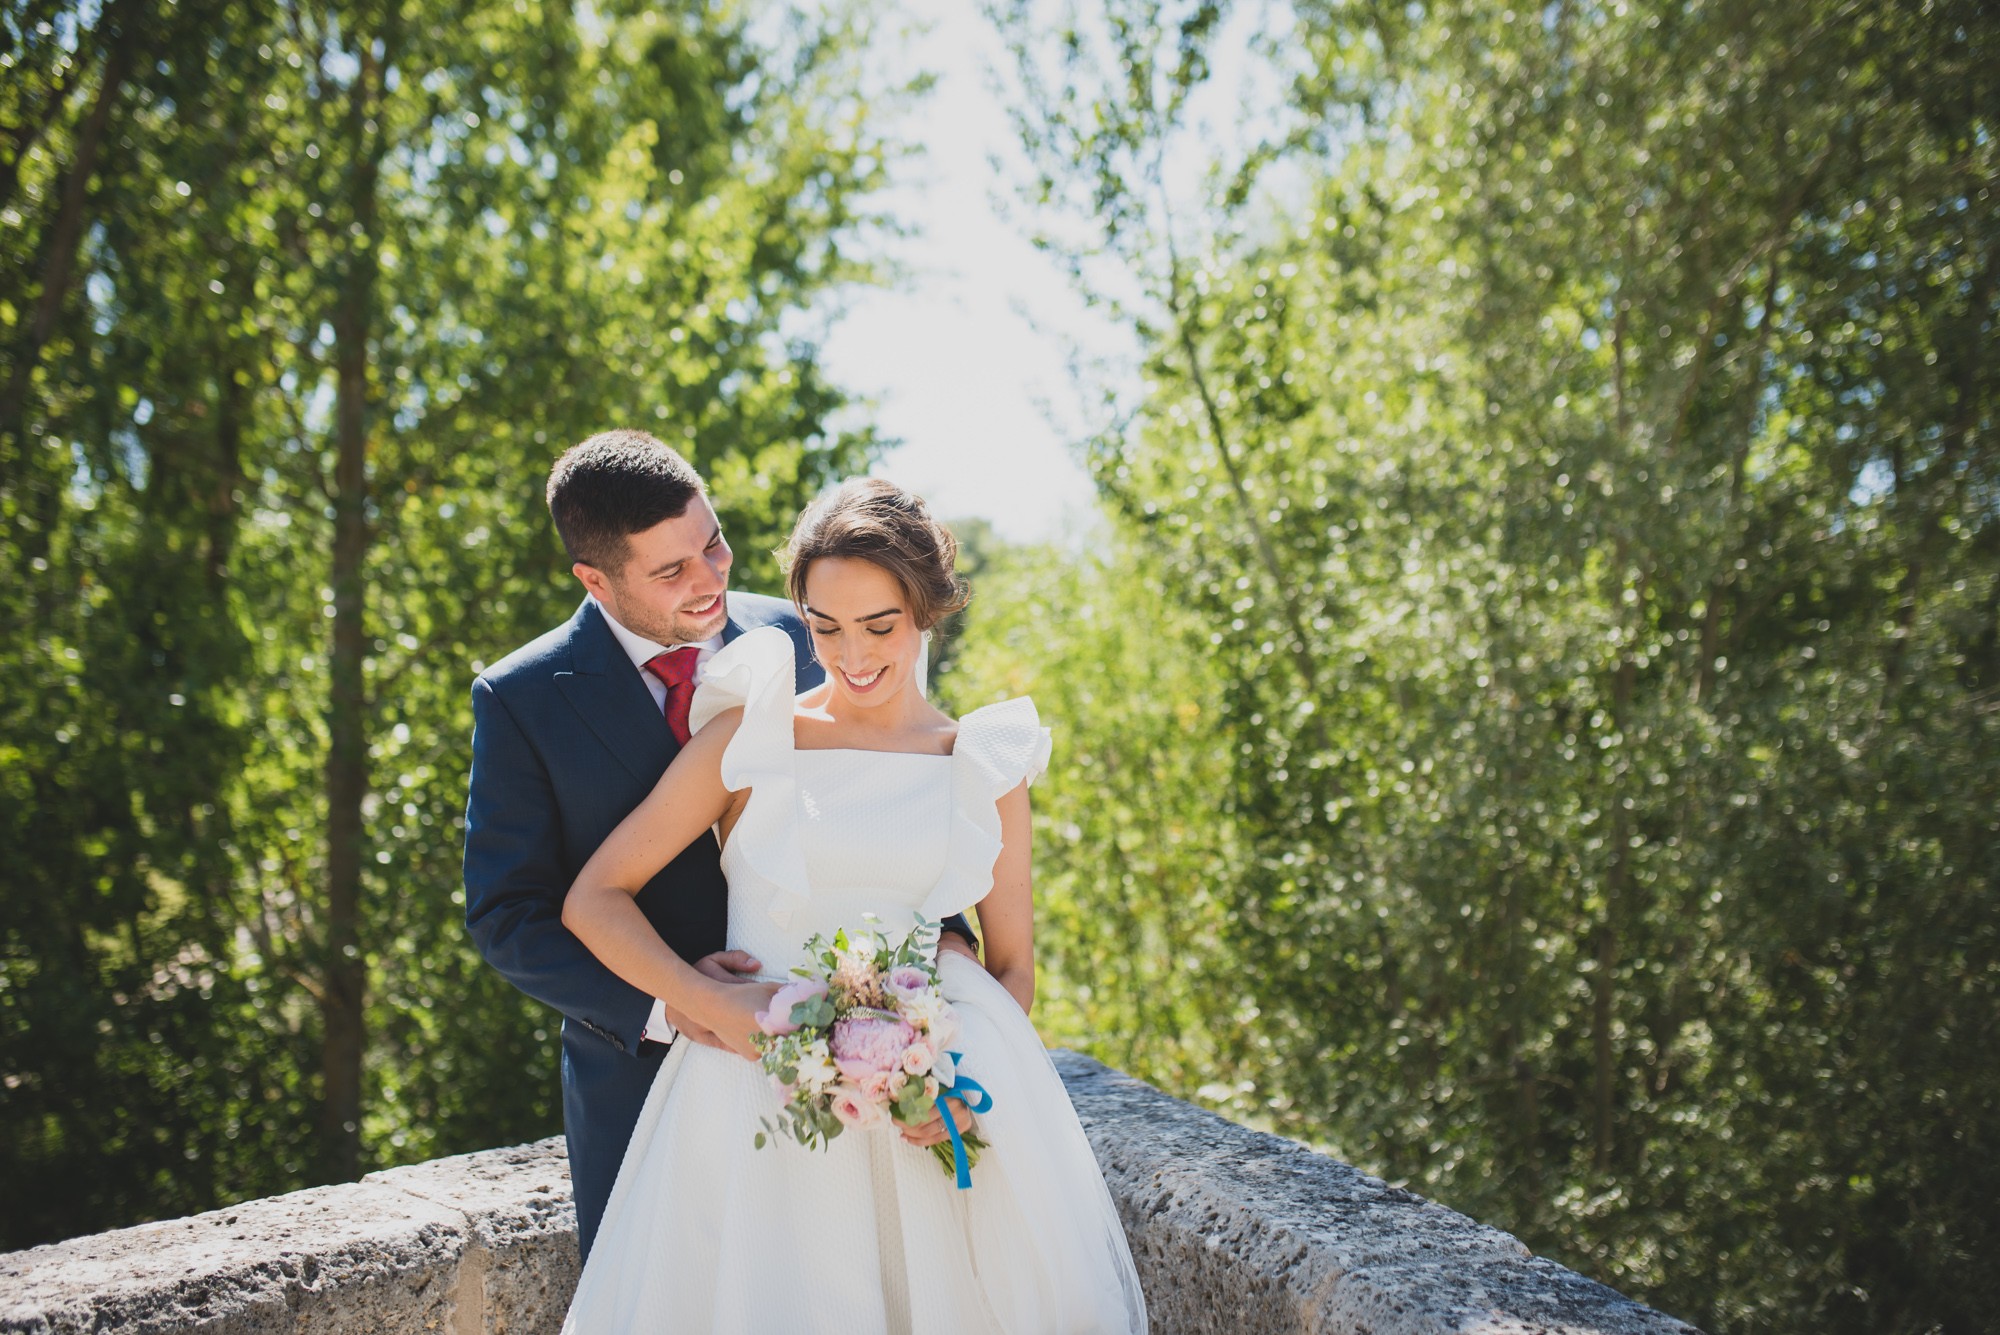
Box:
[805, 606, 903, 622]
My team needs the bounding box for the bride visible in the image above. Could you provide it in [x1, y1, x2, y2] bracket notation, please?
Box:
[558, 478, 1148, 1333]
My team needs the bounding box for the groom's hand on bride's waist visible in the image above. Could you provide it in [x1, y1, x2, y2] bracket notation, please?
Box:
[936, 933, 981, 966]
[658, 951, 770, 1056]
[694, 950, 764, 984]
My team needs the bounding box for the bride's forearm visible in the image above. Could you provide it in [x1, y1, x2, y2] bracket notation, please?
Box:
[563, 881, 711, 1009]
[988, 962, 1034, 1016]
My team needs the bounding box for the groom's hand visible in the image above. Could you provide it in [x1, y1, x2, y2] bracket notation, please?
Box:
[662, 950, 765, 1052]
[936, 933, 980, 966]
[694, 949, 763, 983]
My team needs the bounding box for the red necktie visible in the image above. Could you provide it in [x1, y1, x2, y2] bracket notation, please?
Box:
[644, 648, 702, 746]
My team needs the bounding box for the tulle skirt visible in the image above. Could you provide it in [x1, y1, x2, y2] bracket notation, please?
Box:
[560, 951, 1148, 1334]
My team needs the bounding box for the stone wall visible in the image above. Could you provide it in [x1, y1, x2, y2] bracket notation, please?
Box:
[1, 1052, 1701, 1334]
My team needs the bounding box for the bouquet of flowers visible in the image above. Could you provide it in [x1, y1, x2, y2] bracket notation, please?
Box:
[751, 916, 990, 1186]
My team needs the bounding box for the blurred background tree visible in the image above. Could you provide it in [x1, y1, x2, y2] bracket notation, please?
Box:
[956, 1, 1997, 1331]
[2, 0, 893, 1244]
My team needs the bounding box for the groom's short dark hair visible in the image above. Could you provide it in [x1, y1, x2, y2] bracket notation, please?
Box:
[547, 430, 706, 571]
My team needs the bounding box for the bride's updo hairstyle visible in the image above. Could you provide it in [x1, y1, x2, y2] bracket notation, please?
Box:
[784, 478, 969, 630]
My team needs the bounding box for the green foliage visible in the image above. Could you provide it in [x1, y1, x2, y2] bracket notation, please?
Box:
[940, 545, 1251, 1103]
[984, 1, 1997, 1331]
[2, 0, 894, 1247]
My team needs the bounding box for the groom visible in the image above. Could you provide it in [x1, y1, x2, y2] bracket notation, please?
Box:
[463, 430, 974, 1259]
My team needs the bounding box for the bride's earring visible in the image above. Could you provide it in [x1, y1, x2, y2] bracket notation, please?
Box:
[915, 630, 930, 697]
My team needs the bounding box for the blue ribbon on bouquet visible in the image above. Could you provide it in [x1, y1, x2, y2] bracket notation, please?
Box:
[935, 1051, 992, 1190]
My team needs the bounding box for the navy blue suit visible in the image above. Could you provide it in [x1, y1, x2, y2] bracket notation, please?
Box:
[463, 592, 815, 1258]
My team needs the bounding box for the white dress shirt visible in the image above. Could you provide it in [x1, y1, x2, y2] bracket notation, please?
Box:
[591, 597, 721, 1046]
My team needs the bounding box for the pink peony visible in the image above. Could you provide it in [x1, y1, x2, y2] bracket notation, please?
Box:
[756, 978, 829, 1037]
[830, 1013, 917, 1079]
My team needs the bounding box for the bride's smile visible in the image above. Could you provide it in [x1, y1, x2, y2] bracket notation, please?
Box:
[804, 555, 928, 719]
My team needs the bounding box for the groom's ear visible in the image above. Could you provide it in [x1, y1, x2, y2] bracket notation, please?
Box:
[573, 562, 612, 601]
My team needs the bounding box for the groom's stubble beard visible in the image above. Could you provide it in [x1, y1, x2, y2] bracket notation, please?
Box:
[605, 579, 729, 646]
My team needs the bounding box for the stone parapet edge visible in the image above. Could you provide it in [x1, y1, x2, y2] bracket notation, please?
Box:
[1050, 1050, 1704, 1335]
[2, 1051, 1702, 1335]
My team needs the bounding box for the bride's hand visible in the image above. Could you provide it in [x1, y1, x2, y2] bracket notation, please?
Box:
[685, 974, 780, 1061]
[661, 951, 766, 1053]
[897, 1095, 976, 1149]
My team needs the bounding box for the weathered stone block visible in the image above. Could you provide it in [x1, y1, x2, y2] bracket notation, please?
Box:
[0, 1182, 468, 1334]
[1051, 1050, 1703, 1335]
[365, 1137, 578, 1335]
[1314, 1255, 1702, 1335]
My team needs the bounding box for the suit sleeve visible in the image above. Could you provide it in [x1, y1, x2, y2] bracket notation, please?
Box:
[463, 675, 655, 1055]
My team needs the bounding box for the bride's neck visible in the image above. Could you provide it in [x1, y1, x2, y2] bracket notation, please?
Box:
[808, 681, 938, 736]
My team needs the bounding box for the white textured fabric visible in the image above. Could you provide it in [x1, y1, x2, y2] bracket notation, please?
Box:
[562, 626, 1146, 1334]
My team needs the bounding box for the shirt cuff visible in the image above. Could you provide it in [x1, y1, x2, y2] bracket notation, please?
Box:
[642, 997, 678, 1045]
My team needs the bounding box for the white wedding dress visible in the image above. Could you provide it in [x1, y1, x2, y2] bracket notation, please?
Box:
[560, 626, 1148, 1334]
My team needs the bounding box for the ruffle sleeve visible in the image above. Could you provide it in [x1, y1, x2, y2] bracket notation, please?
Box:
[688, 625, 813, 930]
[920, 697, 1053, 923]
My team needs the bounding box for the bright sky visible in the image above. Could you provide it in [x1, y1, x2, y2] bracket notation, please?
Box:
[815, 0, 1299, 547]
[817, 0, 1124, 546]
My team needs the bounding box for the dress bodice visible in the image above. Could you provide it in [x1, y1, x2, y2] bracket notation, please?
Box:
[689, 626, 1050, 972]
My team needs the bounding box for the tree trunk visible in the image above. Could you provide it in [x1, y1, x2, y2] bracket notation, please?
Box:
[318, 41, 387, 1185]
[208, 364, 248, 593]
[1593, 648, 1637, 1175]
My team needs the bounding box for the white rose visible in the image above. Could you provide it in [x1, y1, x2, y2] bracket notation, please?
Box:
[795, 1040, 840, 1093]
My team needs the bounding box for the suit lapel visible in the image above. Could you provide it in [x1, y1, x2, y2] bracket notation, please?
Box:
[553, 599, 677, 786]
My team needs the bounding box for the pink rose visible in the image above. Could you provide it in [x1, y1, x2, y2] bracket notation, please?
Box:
[884, 965, 932, 1002]
[830, 1013, 917, 1078]
[829, 1083, 884, 1130]
[900, 1035, 937, 1076]
[859, 1069, 895, 1104]
[756, 978, 830, 1036]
